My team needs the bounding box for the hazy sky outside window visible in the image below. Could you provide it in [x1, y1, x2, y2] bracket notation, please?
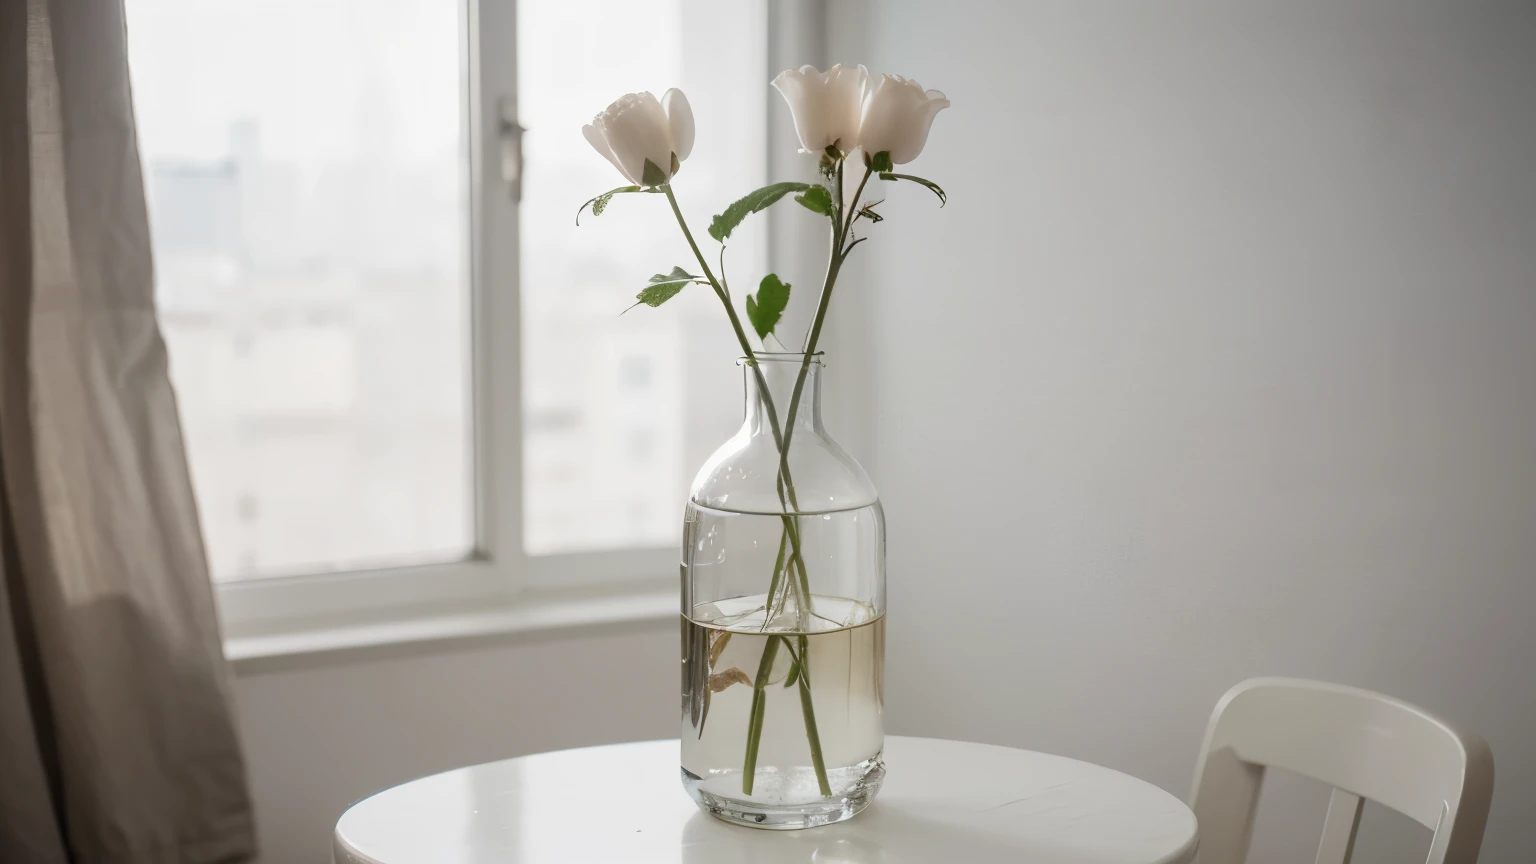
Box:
[127, 0, 766, 578]
[517, 0, 765, 555]
[126, 0, 472, 580]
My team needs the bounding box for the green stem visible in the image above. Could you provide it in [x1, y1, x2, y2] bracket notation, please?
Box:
[786, 524, 811, 616]
[665, 185, 820, 640]
[775, 637, 829, 796]
[662, 185, 814, 594]
[760, 527, 789, 630]
[663, 186, 753, 363]
[759, 162, 873, 796]
[766, 518, 814, 627]
[768, 165, 876, 622]
[662, 183, 831, 799]
[665, 188, 810, 502]
[795, 634, 832, 796]
[778, 514, 812, 627]
[742, 634, 783, 795]
[846, 165, 875, 236]
[779, 164, 873, 469]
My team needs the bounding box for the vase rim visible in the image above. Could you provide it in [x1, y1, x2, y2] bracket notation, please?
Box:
[741, 351, 825, 366]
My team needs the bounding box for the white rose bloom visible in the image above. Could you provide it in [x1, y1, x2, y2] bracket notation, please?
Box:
[583, 88, 695, 185]
[858, 74, 949, 166]
[771, 63, 868, 155]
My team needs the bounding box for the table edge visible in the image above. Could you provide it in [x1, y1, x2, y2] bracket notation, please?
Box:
[333, 736, 1200, 864]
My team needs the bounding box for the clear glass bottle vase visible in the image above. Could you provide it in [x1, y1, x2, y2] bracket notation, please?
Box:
[680, 352, 886, 829]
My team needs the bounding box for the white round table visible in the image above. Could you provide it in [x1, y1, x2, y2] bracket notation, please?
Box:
[334, 737, 1198, 864]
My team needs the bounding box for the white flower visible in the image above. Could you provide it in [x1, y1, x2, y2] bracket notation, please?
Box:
[771, 64, 868, 155]
[858, 74, 949, 165]
[583, 89, 695, 186]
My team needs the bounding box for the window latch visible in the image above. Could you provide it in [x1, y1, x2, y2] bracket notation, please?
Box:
[498, 96, 525, 203]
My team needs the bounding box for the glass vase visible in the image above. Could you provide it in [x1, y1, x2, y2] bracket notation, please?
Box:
[680, 352, 886, 829]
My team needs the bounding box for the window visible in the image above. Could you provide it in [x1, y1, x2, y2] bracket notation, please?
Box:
[128, 0, 473, 582]
[125, 0, 768, 630]
[517, 1, 766, 556]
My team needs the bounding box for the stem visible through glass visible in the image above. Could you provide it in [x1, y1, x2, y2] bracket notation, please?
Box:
[754, 160, 872, 797]
[667, 158, 877, 798]
[662, 185, 828, 796]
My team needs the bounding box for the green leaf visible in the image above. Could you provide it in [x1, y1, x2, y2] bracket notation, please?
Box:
[708, 182, 814, 242]
[869, 150, 893, 172]
[879, 172, 947, 206]
[576, 185, 642, 224]
[627, 266, 699, 312]
[641, 158, 668, 187]
[745, 274, 791, 340]
[795, 184, 834, 216]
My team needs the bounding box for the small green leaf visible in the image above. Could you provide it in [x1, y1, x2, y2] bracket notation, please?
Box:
[708, 182, 814, 242]
[576, 185, 642, 224]
[745, 274, 791, 340]
[870, 150, 893, 172]
[879, 172, 947, 206]
[641, 158, 668, 187]
[628, 266, 699, 312]
[823, 144, 842, 161]
[633, 282, 686, 309]
[795, 184, 834, 216]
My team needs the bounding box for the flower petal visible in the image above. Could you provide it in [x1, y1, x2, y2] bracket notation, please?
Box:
[897, 100, 948, 164]
[771, 67, 819, 153]
[825, 63, 869, 152]
[583, 122, 636, 184]
[662, 88, 695, 162]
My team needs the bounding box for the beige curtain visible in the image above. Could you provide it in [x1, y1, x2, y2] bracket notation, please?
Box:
[0, 1, 256, 862]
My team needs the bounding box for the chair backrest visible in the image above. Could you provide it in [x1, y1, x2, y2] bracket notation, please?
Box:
[1190, 678, 1493, 864]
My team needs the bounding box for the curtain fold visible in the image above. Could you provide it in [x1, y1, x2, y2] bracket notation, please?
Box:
[0, 1, 256, 862]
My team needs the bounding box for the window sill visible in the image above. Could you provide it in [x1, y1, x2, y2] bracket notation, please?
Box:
[224, 586, 675, 676]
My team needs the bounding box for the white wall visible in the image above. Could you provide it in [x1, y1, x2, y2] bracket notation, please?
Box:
[233, 623, 674, 863]
[830, 1, 1536, 861]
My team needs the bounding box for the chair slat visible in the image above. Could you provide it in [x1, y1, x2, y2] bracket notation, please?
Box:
[1314, 788, 1364, 864]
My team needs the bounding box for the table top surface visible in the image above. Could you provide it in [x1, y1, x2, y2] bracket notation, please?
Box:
[334, 736, 1199, 864]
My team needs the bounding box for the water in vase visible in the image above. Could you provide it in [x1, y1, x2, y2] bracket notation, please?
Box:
[681, 521, 886, 830]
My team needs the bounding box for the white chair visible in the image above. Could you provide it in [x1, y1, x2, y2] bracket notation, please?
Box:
[1190, 678, 1494, 864]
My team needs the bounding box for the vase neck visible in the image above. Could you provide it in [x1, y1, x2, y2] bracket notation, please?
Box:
[742, 352, 823, 438]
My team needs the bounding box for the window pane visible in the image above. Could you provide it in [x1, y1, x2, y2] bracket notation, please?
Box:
[519, 0, 766, 555]
[126, 0, 473, 580]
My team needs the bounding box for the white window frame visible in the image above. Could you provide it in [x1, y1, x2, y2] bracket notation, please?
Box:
[213, 0, 671, 640]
